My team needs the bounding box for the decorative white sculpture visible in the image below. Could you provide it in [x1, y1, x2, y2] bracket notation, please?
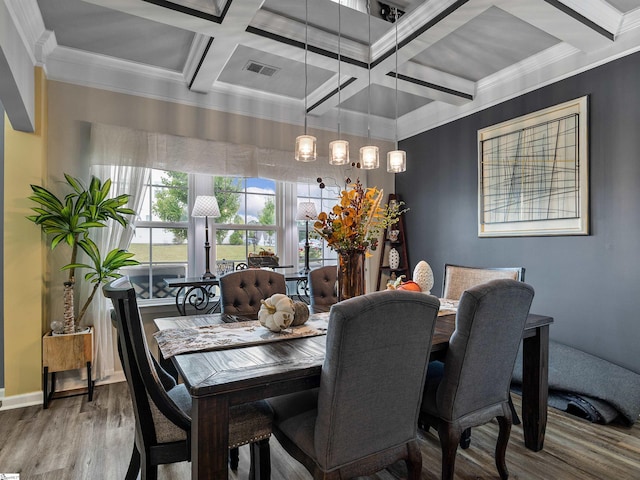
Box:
[413, 260, 434, 294]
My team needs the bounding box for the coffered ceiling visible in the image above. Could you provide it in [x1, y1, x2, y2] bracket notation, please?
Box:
[6, 0, 640, 140]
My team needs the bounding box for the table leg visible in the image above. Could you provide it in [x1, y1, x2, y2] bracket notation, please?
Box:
[175, 286, 187, 315]
[521, 324, 549, 451]
[192, 394, 230, 479]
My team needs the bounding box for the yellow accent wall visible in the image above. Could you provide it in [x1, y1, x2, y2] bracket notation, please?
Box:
[3, 67, 47, 396]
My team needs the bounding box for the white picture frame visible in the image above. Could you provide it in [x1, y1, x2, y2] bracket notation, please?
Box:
[478, 96, 589, 237]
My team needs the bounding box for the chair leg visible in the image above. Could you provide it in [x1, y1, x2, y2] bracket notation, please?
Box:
[460, 427, 471, 449]
[496, 415, 512, 480]
[248, 438, 271, 480]
[437, 423, 461, 480]
[229, 447, 239, 471]
[125, 443, 141, 480]
[140, 457, 158, 480]
[508, 394, 521, 425]
[406, 440, 423, 480]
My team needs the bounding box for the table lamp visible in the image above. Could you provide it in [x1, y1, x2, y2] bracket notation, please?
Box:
[192, 195, 221, 279]
[296, 201, 318, 274]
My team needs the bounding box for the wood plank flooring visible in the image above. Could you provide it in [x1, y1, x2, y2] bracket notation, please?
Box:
[0, 382, 638, 479]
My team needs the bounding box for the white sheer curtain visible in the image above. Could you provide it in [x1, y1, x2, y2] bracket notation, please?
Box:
[84, 127, 152, 379]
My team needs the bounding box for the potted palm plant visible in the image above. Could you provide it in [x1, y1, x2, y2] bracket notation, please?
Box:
[27, 174, 139, 333]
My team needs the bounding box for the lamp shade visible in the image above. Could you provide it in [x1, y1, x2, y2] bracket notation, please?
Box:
[192, 195, 221, 218]
[329, 139, 350, 165]
[295, 201, 318, 221]
[295, 134, 317, 162]
[387, 150, 407, 173]
[360, 145, 379, 170]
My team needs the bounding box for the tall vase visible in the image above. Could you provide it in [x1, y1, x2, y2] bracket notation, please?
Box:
[337, 250, 365, 302]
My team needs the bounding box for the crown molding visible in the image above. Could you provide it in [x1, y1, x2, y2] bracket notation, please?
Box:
[477, 43, 579, 91]
[34, 30, 57, 69]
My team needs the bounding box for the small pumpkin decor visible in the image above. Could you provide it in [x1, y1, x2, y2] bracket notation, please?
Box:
[386, 275, 422, 292]
[258, 294, 311, 332]
[291, 301, 310, 326]
[259, 294, 295, 332]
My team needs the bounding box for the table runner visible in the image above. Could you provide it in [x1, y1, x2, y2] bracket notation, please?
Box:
[439, 298, 459, 315]
[154, 312, 330, 358]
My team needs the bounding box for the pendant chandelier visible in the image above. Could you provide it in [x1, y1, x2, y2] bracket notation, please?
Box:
[329, 0, 349, 166]
[360, 0, 379, 170]
[387, 7, 406, 173]
[295, 0, 317, 162]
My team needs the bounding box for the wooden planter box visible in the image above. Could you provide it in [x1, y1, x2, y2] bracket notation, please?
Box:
[42, 326, 94, 408]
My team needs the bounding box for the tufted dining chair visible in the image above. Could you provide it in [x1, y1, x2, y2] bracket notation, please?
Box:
[308, 265, 338, 310]
[219, 269, 287, 319]
[419, 279, 534, 480]
[103, 277, 273, 480]
[267, 290, 440, 479]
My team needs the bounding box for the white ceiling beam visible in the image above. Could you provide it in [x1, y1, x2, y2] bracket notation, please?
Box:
[555, 0, 622, 38]
[187, 0, 265, 92]
[0, 0, 40, 131]
[496, 0, 614, 52]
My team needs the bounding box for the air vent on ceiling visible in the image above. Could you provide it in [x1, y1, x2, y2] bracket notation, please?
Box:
[244, 61, 279, 77]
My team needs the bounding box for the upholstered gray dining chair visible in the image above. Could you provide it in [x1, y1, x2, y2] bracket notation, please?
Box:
[218, 269, 286, 319]
[267, 290, 440, 479]
[103, 277, 273, 480]
[442, 263, 525, 300]
[441, 263, 526, 444]
[308, 265, 338, 310]
[419, 279, 534, 480]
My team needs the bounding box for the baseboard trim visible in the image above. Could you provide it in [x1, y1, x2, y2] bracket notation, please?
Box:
[0, 373, 126, 411]
[0, 391, 41, 411]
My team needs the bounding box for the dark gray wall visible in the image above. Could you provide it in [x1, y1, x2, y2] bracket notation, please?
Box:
[1, 103, 4, 389]
[398, 51, 640, 374]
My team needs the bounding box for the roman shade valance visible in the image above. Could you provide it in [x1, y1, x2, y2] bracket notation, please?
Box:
[88, 123, 348, 183]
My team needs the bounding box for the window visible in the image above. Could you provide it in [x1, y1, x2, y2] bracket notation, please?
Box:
[213, 177, 278, 266]
[125, 169, 189, 299]
[296, 181, 340, 270]
[122, 170, 339, 301]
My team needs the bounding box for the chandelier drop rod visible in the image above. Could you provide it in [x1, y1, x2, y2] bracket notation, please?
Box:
[394, 8, 399, 150]
[337, 1, 342, 139]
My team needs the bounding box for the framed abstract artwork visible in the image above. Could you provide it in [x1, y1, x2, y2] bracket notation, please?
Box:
[478, 96, 589, 237]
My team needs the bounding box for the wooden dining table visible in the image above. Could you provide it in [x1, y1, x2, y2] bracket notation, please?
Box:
[154, 306, 553, 480]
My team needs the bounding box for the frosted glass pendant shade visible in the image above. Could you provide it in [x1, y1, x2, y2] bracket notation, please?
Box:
[387, 150, 406, 173]
[295, 134, 317, 162]
[360, 145, 379, 170]
[329, 139, 350, 165]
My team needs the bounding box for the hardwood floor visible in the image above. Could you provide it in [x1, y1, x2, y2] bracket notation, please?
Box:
[0, 382, 638, 479]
